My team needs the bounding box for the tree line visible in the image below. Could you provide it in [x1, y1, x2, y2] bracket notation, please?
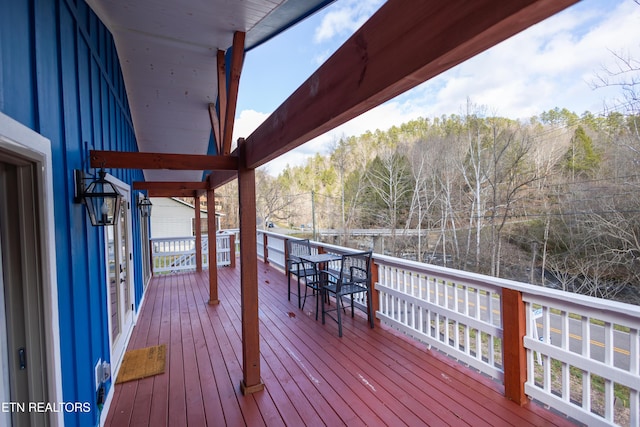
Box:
[218, 101, 640, 304]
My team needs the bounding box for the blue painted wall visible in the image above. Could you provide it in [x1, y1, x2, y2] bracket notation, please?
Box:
[1, 0, 146, 425]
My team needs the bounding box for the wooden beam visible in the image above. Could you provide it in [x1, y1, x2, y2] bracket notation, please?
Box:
[147, 189, 206, 198]
[195, 195, 203, 272]
[237, 139, 263, 395]
[217, 49, 227, 154]
[208, 103, 221, 155]
[222, 32, 245, 156]
[242, 0, 578, 169]
[133, 181, 208, 191]
[90, 150, 238, 170]
[207, 187, 219, 305]
[209, 170, 237, 189]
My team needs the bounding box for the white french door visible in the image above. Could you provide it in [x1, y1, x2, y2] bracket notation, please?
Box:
[106, 180, 135, 370]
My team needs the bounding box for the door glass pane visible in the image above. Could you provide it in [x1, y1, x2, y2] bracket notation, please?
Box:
[107, 225, 119, 341]
[119, 203, 130, 313]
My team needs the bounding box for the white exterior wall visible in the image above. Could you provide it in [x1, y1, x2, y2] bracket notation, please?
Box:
[149, 197, 208, 239]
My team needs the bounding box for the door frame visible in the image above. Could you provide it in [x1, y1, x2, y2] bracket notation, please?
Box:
[0, 233, 10, 427]
[104, 175, 136, 375]
[0, 112, 63, 427]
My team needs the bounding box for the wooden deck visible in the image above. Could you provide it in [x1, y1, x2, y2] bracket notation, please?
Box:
[105, 260, 577, 426]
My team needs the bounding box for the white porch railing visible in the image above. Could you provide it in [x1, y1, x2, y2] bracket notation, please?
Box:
[150, 229, 639, 425]
[258, 230, 640, 427]
[523, 291, 639, 427]
[151, 232, 234, 274]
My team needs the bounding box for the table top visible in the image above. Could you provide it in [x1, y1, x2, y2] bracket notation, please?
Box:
[299, 253, 341, 264]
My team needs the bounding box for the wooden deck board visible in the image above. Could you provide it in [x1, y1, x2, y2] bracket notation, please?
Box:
[105, 260, 577, 427]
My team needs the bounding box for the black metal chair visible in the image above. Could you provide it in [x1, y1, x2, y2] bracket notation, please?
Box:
[321, 250, 374, 337]
[286, 239, 316, 309]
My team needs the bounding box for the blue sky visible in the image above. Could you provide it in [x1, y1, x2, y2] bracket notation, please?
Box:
[233, 0, 640, 174]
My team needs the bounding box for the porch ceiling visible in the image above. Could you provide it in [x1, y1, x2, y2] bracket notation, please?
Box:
[84, 0, 334, 183]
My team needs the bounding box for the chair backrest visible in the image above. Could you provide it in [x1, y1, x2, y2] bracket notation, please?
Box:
[337, 251, 372, 291]
[286, 239, 312, 267]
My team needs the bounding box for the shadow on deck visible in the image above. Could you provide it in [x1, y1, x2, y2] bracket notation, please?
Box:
[105, 260, 576, 426]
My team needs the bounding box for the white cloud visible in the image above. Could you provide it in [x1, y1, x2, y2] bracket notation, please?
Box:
[405, 0, 640, 119]
[262, 101, 426, 174]
[232, 109, 269, 145]
[240, 0, 640, 175]
[313, 0, 383, 43]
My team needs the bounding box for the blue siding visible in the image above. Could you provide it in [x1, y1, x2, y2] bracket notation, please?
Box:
[0, 0, 36, 124]
[1, 1, 146, 426]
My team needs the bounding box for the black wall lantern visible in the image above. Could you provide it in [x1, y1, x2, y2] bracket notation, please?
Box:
[138, 194, 152, 217]
[74, 169, 122, 226]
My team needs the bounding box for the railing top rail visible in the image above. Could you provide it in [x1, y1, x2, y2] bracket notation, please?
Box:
[261, 230, 640, 320]
[151, 231, 233, 242]
[372, 252, 640, 320]
[151, 236, 197, 241]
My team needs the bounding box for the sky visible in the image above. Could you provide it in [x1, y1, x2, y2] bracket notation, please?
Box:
[232, 0, 640, 175]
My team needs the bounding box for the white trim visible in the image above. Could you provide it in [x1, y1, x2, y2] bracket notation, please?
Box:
[103, 176, 136, 371]
[0, 231, 10, 427]
[99, 269, 150, 427]
[0, 112, 64, 427]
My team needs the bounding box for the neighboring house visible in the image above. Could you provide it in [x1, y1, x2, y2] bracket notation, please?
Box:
[149, 197, 209, 239]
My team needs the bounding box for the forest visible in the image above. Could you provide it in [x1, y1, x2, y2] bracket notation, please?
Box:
[216, 102, 639, 305]
[217, 36, 640, 306]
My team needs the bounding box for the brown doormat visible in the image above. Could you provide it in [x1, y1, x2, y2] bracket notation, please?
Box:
[116, 344, 167, 384]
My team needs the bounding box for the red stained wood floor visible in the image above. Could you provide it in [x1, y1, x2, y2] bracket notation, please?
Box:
[105, 260, 577, 426]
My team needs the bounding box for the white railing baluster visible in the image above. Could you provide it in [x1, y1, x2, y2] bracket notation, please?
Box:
[631, 327, 639, 427]
[151, 233, 232, 274]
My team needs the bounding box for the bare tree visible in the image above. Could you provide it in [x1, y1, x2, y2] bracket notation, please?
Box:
[459, 101, 490, 271]
[365, 148, 414, 255]
[255, 169, 295, 229]
[406, 140, 440, 261]
[485, 121, 537, 276]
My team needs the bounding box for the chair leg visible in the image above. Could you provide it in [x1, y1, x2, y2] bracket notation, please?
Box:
[336, 294, 343, 337]
[321, 289, 326, 324]
[301, 280, 308, 310]
[351, 294, 355, 318]
[287, 272, 291, 301]
[297, 276, 303, 308]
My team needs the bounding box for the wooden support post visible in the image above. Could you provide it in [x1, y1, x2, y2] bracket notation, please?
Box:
[222, 32, 245, 155]
[207, 188, 219, 305]
[370, 259, 380, 323]
[194, 195, 202, 272]
[237, 139, 264, 395]
[216, 49, 227, 153]
[502, 288, 528, 405]
[262, 232, 269, 264]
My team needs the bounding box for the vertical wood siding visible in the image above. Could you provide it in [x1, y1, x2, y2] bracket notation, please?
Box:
[1, 1, 145, 425]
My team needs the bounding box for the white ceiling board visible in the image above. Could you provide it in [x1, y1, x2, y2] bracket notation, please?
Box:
[143, 169, 205, 183]
[84, 0, 286, 182]
[84, 0, 351, 183]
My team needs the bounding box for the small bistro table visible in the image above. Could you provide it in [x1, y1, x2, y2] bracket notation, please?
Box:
[297, 253, 342, 319]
